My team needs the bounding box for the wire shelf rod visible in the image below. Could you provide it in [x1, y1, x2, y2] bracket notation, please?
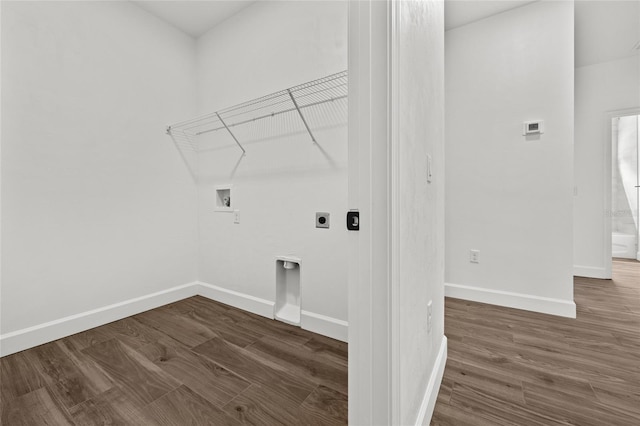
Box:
[215, 112, 246, 154]
[195, 94, 347, 136]
[166, 70, 347, 151]
[217, 70, 346, 116]
[288, 88, 316, 143]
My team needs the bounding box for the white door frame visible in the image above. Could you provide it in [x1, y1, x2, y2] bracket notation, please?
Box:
[603, 107, 640, 272]
[347, 0, 396, 423]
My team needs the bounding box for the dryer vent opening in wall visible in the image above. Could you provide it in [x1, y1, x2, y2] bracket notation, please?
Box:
[275, 256, 301, 326]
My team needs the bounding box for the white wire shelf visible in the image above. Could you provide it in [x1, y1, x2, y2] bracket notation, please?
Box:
[166, 70, 348, 154]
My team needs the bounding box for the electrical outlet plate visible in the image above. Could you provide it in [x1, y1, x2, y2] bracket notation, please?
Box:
[233, 210, 240, 224]
[427, 300, 433, 333]
[470, 249, 480, 263]
[316, 212, 330, 229]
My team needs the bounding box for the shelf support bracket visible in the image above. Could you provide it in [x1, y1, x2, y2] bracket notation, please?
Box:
[288, 89, 317, 143]
[216, 112, 246, 155]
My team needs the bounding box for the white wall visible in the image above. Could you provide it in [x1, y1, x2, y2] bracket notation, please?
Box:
[395, 2, 446, 423]
[445, 1, 576, 317]
[348, 1, 446, 423]
[574, 55, 640, 276]
[1, 2, 198, 340]
[195, 1, 348, 336]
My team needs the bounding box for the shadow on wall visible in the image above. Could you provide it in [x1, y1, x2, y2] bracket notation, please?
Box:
[196, 99, 347, 183]
[167, 71, 348, 182]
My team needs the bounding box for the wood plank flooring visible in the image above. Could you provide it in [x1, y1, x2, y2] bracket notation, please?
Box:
[2, 260, 637, 425]
[432, 258, 640, 425]
[0, 296, 348, 425]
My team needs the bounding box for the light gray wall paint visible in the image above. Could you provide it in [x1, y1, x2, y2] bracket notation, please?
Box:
[1, 1, 198, 334]
[195, 1, 348, 323]
[445, 1, 575, 313]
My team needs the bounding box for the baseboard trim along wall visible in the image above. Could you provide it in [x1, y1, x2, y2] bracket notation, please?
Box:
[445, 283, 577, 318]
[1, 281, 349, 356]
[416, 336, 448, 425]
[196, 281, 275, 320]
[0, 282, 200, 357]
[301, 310, 348, 342]
[197, 281, 348, 343]
[573, 265, 610, 279]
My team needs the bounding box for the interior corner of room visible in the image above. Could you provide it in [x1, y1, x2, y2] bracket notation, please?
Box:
[0, 0, 350, 356]
[1, 0, 639, 424]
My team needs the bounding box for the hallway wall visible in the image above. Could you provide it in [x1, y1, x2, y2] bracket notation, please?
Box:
[445, 0, 575, 316]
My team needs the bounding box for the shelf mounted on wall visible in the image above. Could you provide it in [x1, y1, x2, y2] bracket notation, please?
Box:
[165, 70, 348, 154]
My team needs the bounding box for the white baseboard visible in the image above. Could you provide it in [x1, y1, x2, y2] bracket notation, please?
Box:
[196, 281, 275, 319]
[1, 281, 349, 357]
[445, 283, 576, 318]
[416, 335, 448, 425]
[0, 282, 200, 357]
[574, 265, 610, 279]
[301, 310, 348, 342]
[197, 281, 348, 342]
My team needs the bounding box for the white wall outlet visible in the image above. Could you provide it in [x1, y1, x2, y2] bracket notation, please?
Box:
[470, 249, 480, 263]
[427, 300, 433, 333]
[427, 154, 433, 183]
[316, 212, 330, 229]
[233, 210, 240, 224]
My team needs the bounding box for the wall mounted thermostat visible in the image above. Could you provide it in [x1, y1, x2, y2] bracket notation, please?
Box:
[523, 120, 544, 135]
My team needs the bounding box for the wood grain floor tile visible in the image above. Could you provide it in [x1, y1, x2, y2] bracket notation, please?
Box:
[137, 337, 251, 407]
[53, 339, 114, 399]
[299, 384, 348, 425]
[82, 339, 179, 407]
[522, 381, 640, 426]
[449, 383, 570, 426]
[98, 316, 166, 350]
[185, 296, 314, 347]
[222, 383, 303, 425]
[1, 387, 72, 426]
[1, 295, 347, 425]
[175, 298, 263, 348]
[303, 336, 348, 367]
[590, 379, 640, 417]
[68, 386, 153, 425]
[144, 384, 241, 425]
[431, 399, 498, 426]
[193, 337, 316, 405]
[245, 335, 348, 394]
[60, 327, 112, 352]
[0, 351, 45, 402]
[433, 259, 640, 425]
[443, 358, 525, 404]
[134, 307, 218, 348]
[24, 341, 109, 409]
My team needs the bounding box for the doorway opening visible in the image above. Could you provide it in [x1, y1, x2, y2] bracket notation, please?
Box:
[609, 112, 640, 264]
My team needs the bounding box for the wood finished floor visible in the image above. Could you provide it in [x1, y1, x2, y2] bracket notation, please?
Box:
[3, 261, 638, 425]
[432, 258, 640, 426]
[0, 296, 348, 425]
